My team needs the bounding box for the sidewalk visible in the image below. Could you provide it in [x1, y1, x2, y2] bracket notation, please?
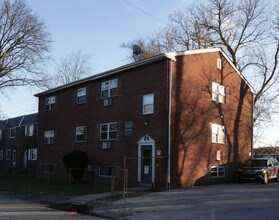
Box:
[61, 187, 152, 219]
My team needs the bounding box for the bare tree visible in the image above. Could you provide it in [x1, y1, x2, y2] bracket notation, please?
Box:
[120, 37, 162, 62]
[0, 0, 51, 90]
[46, 49, 93, 89]
[122, 0, 279, 127]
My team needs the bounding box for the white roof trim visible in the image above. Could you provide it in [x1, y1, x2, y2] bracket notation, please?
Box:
[166, 47, 256, 94]
[35, 47, 255, 96]
[35, 53, 174, 97]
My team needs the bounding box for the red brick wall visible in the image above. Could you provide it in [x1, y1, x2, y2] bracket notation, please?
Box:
[170, 51, 253, 188]
[37, 60, 170, 186]
[37, 50, 253, 188]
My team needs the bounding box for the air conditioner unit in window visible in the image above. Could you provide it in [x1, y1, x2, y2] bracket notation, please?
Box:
[101, 142, 111, 150]
[103, 98, 112, 106]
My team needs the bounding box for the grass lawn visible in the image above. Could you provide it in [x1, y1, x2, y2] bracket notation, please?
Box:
[0, 176, 113, 198]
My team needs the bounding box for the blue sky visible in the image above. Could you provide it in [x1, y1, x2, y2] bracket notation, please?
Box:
[1, 0, 277, 146]
[1, 0, 192, 118]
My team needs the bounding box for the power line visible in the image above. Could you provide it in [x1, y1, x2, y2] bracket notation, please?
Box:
[122, 0, 169, 27]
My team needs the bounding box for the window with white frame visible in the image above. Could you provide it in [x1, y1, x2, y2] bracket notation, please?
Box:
[211, 124, 226, 144]
[41, 163, 56, 173]
[28, 148, 37, 160]
[143, 93, 154, 115]
[0, 150, 3, 160]
[0, 130, 2, 140]
[25, 124, 34, 137]
[100, 122, 117, 141]
[10, 128, 16, 138]
[212, 82, 226, 104]
[101, 78, 118, 99]
[45, 96, 56, 111]
[99, 166, 115, 177]
[211, 166, 225, 178]
[75, 126, 85, 142]
[77, 87, 87, 104]
[6, 149, 11, 160]
[217, 58, 222, 69]
[44, 130, 54, 144]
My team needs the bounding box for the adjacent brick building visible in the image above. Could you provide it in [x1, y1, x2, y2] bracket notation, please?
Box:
[0, 113, 38, 176]
[35, 48, 254, 188]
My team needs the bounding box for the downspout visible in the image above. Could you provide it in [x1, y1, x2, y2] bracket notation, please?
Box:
[251, 93, 255, 158]
[167, 59, 173, 190]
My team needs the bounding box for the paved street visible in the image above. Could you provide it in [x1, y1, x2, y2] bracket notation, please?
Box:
[89, 182, 279, 219]
[2, 182, 279, 220]
[0, 191, 104, 220]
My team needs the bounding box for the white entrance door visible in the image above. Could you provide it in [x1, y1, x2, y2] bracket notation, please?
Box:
[137, 135, 155, 185]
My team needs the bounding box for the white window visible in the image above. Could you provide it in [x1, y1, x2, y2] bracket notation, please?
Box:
[10, 128, 16, 138]
[41, 163, 56, 173]
[211, 166, 225, 178]
[0, 150, 3, 160]
[99, 166, 115, 177]
[212, 82, 226, 104]
[0, 130, 2, 140]
[28, 148, 37, 160]
[45, 96, 56, 111]
[25, 124, 34, 137]
[77, 87, 87, 104]
[217, 58, 222, 69]
[143, 93, 154, 115]
[100, 122, 117, 141]
[44, 130, 54, 144]
[75, 126, 85, 142]
[6, 149, 11, 160]
[101, 78, 118, 99]
[211, 124, 226, 144]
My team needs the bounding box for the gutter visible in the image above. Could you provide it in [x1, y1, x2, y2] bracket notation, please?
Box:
[35, 54, 175, 97]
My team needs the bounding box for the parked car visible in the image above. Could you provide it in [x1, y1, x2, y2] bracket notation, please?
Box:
[238, 158, 279, 184]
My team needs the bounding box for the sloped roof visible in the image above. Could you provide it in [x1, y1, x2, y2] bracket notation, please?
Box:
[0, 113, 38, 129]
[5, 116, 23, 128]
[21, 113, 38, 126]
[35, 53, 174, 97]
[34, 47, 255, 97]
[0, 120, 8, 129]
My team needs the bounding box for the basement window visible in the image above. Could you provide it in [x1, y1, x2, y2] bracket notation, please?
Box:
[41, 163, 56, 173]
[211, 166, 225, 178]
[99, 166, 115, 177]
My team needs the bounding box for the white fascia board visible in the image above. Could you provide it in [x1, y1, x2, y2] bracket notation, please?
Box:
[35, 54, 173, 97]
[166, 48, 256, 94]
[218, 48, 256, 94]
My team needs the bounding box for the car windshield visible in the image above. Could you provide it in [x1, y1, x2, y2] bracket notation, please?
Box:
[245, 159, 267, 167]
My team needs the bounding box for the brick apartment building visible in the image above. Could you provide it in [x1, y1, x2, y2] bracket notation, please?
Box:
[0, 113, 38, 176]
[35, 48, 254, 188]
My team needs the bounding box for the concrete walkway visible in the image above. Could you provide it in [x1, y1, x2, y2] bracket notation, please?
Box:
[65, 183, 279, 220]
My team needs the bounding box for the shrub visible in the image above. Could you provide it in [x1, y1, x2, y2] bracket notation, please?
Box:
[63, 150, 88, 182]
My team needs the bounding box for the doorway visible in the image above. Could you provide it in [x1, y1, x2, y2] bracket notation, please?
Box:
[141, 145, 152, 184]
[137, 134, 155, 185]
